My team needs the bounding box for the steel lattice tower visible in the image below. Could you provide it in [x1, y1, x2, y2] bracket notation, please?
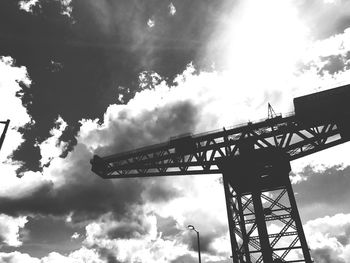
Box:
[91, 84, 350, 262]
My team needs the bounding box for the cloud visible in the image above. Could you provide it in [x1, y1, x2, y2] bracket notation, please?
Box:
[296, 0, 350, 40]
[156, 215, 180, 239]
[18, 0, 39, 13]
[0, 214, 27, 247]
[293, 165, 350, 221]
[168, 3, 176, 16]
[83, 211, 188, 263]
[305, 213, 350, 263]
[0, 251, 40, 263]
[170, 254, 197, 263]
[19, 0, 72, 17]
[0, 56, 52, 199]
[0, 248, 104, 263]
[38, 116, 68, 167]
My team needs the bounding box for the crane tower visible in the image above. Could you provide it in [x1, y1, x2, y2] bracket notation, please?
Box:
[91, 84, 350, 263]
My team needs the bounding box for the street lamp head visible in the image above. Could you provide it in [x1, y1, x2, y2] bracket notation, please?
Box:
[187, 224, 195, 230]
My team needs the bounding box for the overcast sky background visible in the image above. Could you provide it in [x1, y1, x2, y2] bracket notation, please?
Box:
[1, 0, 350, 262]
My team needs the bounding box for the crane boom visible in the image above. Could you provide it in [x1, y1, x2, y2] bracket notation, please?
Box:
[91, 114, 347, 178]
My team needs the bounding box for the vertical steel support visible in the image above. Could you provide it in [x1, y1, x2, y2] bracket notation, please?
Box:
[286, 180, 312, 263]
[223, 176, 240, 263]
[252, 190, 273, 263]
[237, 195, 252, 263]
[219, 151, 313, 263]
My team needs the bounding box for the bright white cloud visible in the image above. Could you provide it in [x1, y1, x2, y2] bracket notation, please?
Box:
[18, 0, 39, 12]
[0, 57, 55, 199]
[0, 251, 40, 263]
[38, 116, 68, 167]
[41, 249, 104, 263]
[19, 0, 73, 17]
[147, 18, 155, 28]
[84, 211, 188, 263]
[0, 214, 27, 247]
[305, 213, 350, 262]
[0, 248, 103, 263]
[0, 57, 52, 198]
[60, 0, 73, 17]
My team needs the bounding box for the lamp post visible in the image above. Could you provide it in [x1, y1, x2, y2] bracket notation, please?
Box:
[187, 224, 201, 263]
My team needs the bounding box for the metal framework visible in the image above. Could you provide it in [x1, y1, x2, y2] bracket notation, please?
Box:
[92, 115, 345, 178]
[91, 103, 350, 262]
[0, 119, 10, 151]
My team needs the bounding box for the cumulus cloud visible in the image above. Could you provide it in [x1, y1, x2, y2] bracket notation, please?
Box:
[0, 214, 27, 247]
[0, 251, 40, 263]
[83, 211, 186, 263]
[18, 0, 39, 13]
[0, 56, 50, 198]
[38, 116, 68, 167]
[292, 165, 350, 221]
[168, 3, 176, 16]
[305, 213, 350, 263]
[296, 0, 350, 40]
[19, 0, 72, 17]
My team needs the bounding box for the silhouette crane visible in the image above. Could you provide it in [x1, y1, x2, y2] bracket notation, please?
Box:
[91, 84, 350, 263]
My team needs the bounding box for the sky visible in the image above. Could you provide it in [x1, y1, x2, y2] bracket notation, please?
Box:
[1, 0, 350, 262]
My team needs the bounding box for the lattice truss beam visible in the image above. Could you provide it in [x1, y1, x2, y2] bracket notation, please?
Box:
[226, 183, 308, 263]
[92, 115, 346, 178]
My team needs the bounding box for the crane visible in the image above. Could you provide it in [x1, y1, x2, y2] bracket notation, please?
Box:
[91, 84, 350, 263]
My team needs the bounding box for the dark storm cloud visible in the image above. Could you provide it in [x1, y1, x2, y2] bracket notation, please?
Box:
[106, 212, 150, 239]
[319, 53, 350, 75]
[14, 215, 83, 258]
[186, 231, 216, 253]
[94, 100, 199, 156]
[300, 52, 350, 76]
[156, 214, 180, 239]
[293, 165, 350, 221]
[0, 0, 234, 173]
[0, 99, 198, 240]
[106, 255, 122, 263]
[0, 144, 145, 221]
[183, 225, 227, 255]
[312, 247, 345, 263]
[296, 0, 350, 40]
[170, 254, 198, 263]
[143, 180, 181, 203]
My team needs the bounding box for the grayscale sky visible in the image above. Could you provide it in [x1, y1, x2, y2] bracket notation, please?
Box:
[1, 0, 350, 262]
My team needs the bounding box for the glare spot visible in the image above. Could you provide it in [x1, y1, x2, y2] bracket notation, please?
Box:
[223, 0, 310, 88]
